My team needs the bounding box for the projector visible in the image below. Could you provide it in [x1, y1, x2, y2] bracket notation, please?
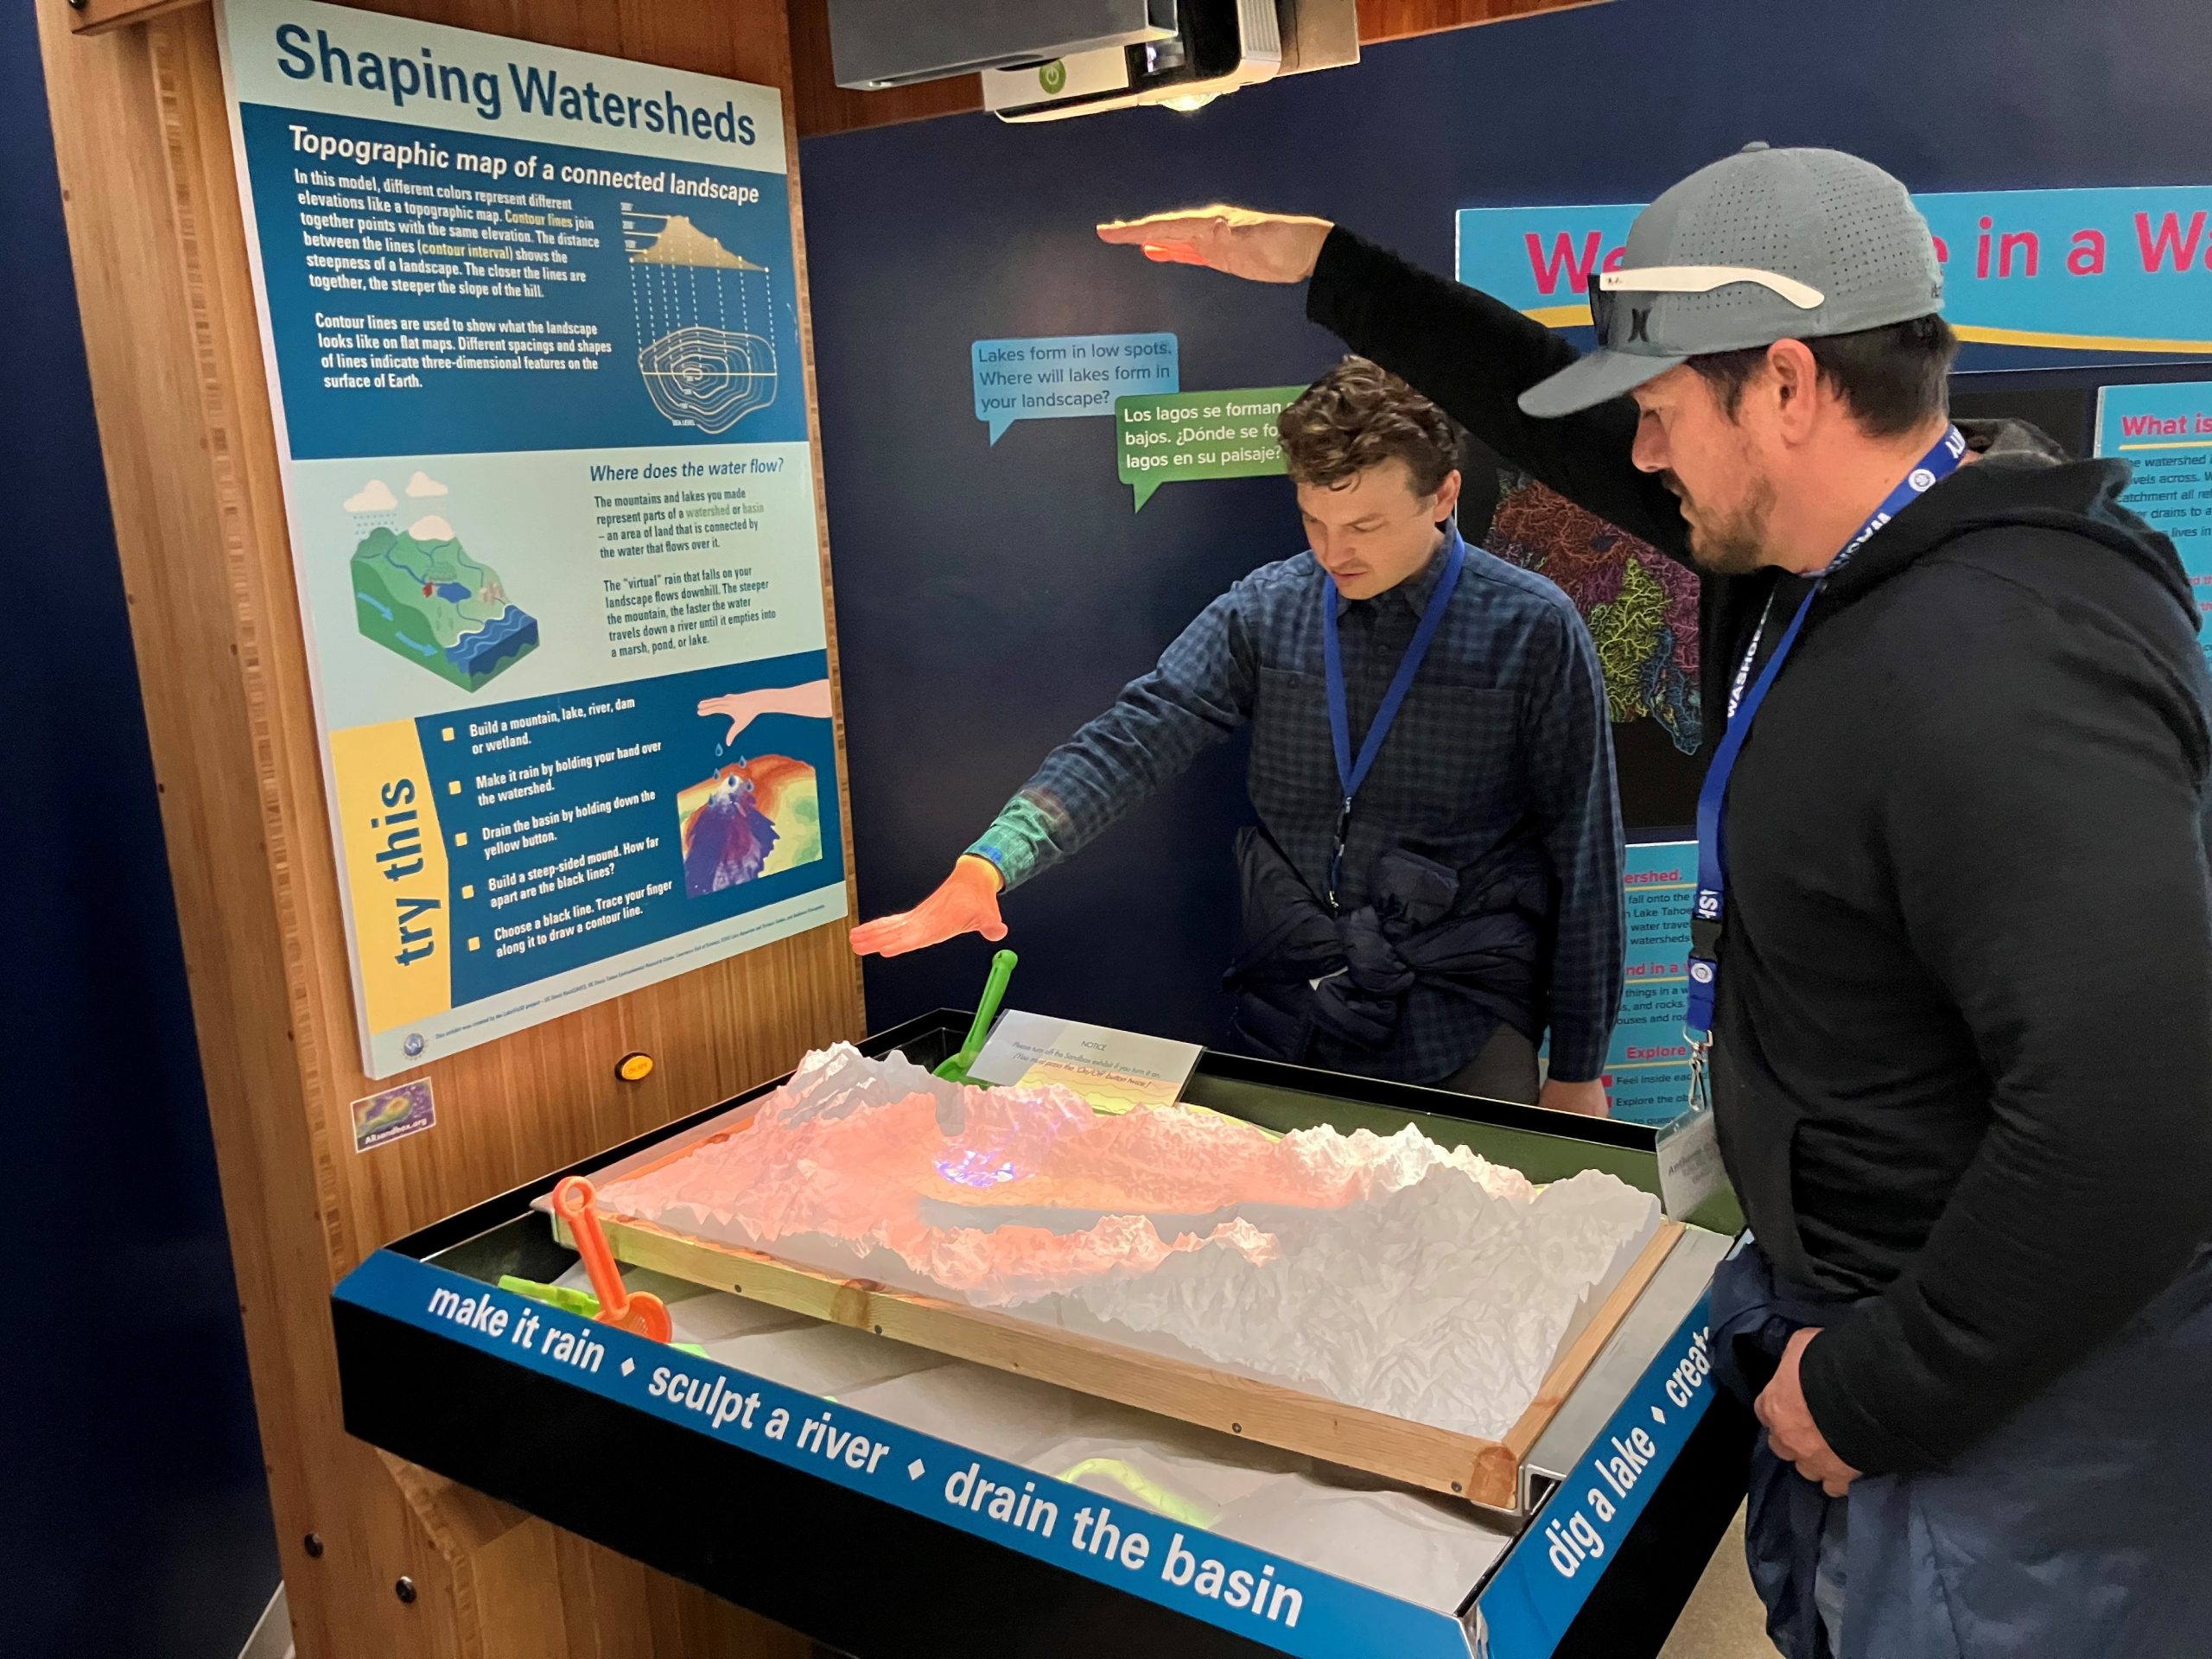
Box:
[982, 0, 1284, 122]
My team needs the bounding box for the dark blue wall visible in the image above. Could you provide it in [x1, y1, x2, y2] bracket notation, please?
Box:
[0, 3, 280, 1653]
[802, 0, 2212, 1045]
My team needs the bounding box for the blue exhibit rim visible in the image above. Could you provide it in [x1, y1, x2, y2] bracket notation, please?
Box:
[336, 1248, 1480, 1658]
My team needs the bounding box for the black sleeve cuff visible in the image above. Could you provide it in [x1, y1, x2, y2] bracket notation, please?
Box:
[1797, 1312, 1949, 1478]
[1305, 225, 1380, 340]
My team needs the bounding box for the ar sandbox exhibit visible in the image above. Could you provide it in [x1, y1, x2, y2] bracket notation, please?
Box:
[570, 1044, 1676, 1501]
[335, 1016, 1739, 1658]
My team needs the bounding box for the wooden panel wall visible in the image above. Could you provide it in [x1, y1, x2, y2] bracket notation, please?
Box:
[1357, 0, 1602, 41]
[36, 0, 861, 1654]
[786, 0, 1608, 137]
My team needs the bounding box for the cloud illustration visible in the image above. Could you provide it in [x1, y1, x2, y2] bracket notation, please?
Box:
[345, 479, 397, 512]
[405, 470, 449, 498]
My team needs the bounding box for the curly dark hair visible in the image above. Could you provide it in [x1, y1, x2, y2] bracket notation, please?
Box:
[1277, 357, 1463, 495]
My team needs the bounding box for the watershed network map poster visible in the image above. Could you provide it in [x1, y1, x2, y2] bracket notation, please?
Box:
[218, 0, 846, 1076]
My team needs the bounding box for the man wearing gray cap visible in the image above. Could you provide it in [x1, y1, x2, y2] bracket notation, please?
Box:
[1102, 146, 2212, 1658]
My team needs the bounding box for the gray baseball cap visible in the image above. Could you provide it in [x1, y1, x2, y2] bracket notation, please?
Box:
[1518, 143, 1946, 418]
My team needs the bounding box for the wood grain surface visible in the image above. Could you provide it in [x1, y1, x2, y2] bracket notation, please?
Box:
[39, 0, 861, 1652]
[580, 1205, 1681, 1512]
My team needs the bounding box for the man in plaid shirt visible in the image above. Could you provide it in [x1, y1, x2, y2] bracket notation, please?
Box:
[853, 359, 1623, 1114]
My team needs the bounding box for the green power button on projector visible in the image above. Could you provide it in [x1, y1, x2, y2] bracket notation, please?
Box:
[1039, 60, 1068, 95]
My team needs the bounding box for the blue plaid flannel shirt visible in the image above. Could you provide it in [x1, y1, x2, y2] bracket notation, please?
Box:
[969, 542, 1624, 1083]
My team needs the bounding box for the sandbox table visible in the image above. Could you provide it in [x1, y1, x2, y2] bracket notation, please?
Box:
[333, 1012, 1753, 1659]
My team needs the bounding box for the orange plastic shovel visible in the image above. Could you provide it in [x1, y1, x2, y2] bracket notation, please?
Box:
[551, 1174, 672, 1343]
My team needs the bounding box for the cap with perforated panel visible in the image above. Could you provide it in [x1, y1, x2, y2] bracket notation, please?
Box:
[1518, 144, 1947, 418]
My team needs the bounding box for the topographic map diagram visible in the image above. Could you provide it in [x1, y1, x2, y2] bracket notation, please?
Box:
[1484, 469, 1702, 754]
[345, 471, 539, 691]
[624, 209, 779, 435]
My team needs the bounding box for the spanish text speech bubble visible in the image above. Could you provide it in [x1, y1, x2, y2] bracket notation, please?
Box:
[972, 333, 1179, 443]
[1115, 386, 1306, 511]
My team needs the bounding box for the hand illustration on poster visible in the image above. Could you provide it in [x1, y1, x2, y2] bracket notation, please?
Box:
[683, 678, 832, 898]
[696, 677, 832, 742]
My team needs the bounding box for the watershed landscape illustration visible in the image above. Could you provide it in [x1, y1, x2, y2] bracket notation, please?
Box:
[346, 472, 539, 691]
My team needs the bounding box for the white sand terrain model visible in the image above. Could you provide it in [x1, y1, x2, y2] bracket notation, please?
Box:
[596, 1046, 1662, 1443]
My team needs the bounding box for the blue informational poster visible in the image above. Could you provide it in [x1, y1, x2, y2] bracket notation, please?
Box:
[217, 0, 846, 1076]
[1601, 841, 1695, 1127]
[2094, 381, 2212, 670]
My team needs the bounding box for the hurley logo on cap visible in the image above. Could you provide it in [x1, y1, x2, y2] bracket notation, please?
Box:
[1518, 145, 1948, 420]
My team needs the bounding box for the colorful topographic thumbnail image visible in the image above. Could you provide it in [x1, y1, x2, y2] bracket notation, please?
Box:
[1485, 469, 1701, 754]
[351, 524, 539, 692]
[677, 754, 823, 898]
[351, 1078, 435, 1153]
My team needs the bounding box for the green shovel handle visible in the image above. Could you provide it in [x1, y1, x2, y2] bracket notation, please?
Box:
[936, 948, 1018, 1083]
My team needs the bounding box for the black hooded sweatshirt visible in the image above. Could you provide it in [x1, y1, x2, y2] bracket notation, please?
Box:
[1308, 229, 2212, 1476]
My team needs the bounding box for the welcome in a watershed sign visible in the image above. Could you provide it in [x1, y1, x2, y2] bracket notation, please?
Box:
[1459, 187, 2212, 359]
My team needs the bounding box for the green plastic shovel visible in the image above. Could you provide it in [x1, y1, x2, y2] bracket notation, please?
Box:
[933, 948, 1019, 1084]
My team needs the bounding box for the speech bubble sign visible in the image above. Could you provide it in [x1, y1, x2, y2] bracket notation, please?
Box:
[1115, 385, 1307, 511]
[972, 333, 1179, 444]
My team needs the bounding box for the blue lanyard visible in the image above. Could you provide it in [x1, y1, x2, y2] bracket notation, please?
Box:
[1683, 425, 1967, 1039]
[1320, 524, 1467, 909]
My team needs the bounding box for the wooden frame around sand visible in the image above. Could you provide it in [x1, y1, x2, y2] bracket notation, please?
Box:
[564, 1203, 1683, 1513]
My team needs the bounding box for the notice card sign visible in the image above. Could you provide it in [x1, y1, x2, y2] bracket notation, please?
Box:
[216, 0, 845, 1075]
[967, 1013, 1203, 1113]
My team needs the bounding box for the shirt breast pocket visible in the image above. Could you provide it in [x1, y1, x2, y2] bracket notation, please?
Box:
[1249, 666, 1338, 804]
[1251, 667, 1518, 830]
[1357, 683, 1521, 832]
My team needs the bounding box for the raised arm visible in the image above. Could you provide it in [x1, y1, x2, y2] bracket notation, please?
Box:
[1097, 209, 1690, 560]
